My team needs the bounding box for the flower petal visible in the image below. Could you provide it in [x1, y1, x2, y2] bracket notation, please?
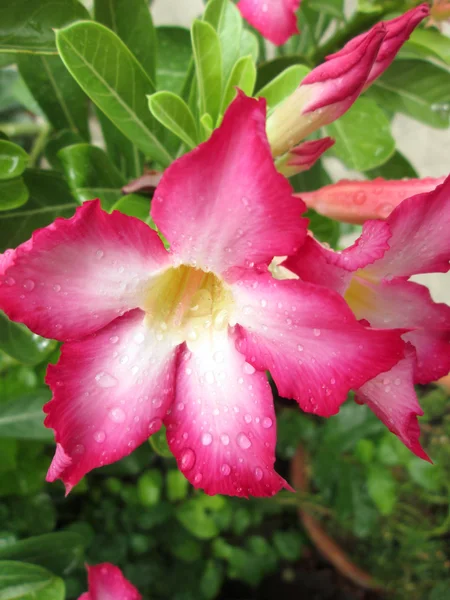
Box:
[0, 200, 169, 341]
[45, 309, 179, 492]
[165, 332, 289, 497]
[79, 563, 141, 600]
[357, 346, 429, 461]
[237, 0, 301, 46]
[296, 177, 445, 224]
[276, 137, 335, 177]
[151, 92, 307, 274]
[347, 277, 450, 384]
[231, 273, 405, 416]
[364, 175, 450, 278]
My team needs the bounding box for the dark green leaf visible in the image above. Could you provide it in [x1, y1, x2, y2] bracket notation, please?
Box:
[0, 532, 84, 576]
[368, 60, 450, 129]
[156, 26, 192, 95]
[176, 499, 219, 540]
[0, 390, 52, 441]
[166, 469, 189, 502]
[257, 65, 309, 111]
[56, 21, 172, 165]
[44, 129, 83, 171]
[306, 209, 340, 248]
[366, 464, 397, 516]
[273, 530, 304, 561]
[18, 55, 89, 139]
[148, 91, 198, 148]
[0, 177, 29, 211]
[58, 143, 125, 210]
[326, 98, 395, 171]
[407, 458, 443, 492]
[0, 140, 28, 180]
[94, 0, 157, 81]
[200, 560, 224, 600]
[137, 470, 163, 507]
[0, 561, 64, 599]
[0, 312, 56, 365]
[0, 0, 89, 55]
[204, 0, 243, 86]
[365, 150, 418, 179]
[0, 169, 77, 253]
[191, 20, 222, 124]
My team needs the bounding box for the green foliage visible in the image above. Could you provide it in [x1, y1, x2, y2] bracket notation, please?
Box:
[0, 140, 28, 180]
[0, 561, 65, 599]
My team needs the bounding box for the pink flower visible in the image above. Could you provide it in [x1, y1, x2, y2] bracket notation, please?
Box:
[286, 176, 450, 459]
[275, 137, 335, 177]
[237, 0, 301, 46]
[0, 93, 405, 497]
[297, 177, 446, 224]
[327, 4, 429, 89]
[78, 563, 141, 600]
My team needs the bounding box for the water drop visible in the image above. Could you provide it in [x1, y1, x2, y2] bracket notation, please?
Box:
[260, 298, 267, 308]
[354, 191, 366, 205]
[94, 430, 106, 443]
[221, 463, 231, 476]
[148, 418, 162, 434]
[220, 433, 230, 446]
[180, 448, 196, 472]
[237, 432, 252, 450]
[244, 414, 252, 424]
[243, 362, 255, 375]
[152, 397, 163, 408]
[194, 473, 203, 484]
[96, 249, 104, 259]
[53, 284, 61, 292]
[177, 402, 185, 411]
[109, 407, 126, 423]
[119, 355, 129, 365]
[5, 277, 15, 286]
[254, 467, 263, 481]
[109, 336, 119, 344]
[297, 344, 304, 352]
[95, 371, 118, 388]
[394, 378, 401, 386]
[23, 279, 35, 291]
[201, 432, 213, 446]
[313, 328, 321, 337]
[262, 417, 273, 429]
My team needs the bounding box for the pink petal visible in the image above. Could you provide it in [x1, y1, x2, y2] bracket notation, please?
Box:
[267, 25, 385, 156]
[231, 273, 405, 416]
[328, 4, 430, 89]
[296, 176, 446, 224]
[284, 220, 391, 293]
[0, 200, 169, 341]
[164, 333, 290, 497]
[237, 0, 301, 46]
[276, 137, 335, 177]
[151, 92, 307, 274]
[45, 309, 179, 492]
[79, 563, 141, 600]
[364, 175, 450, 278]
[357, 346, 429, 461]
[348, 278, 450, 384]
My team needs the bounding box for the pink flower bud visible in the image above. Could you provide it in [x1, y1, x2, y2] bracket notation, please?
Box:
[237, 0, 301, 46]
[276, 137, 335, 176]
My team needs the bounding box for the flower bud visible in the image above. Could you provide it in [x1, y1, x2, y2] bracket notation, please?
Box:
[237, 0, 301, 46]
[275, 137, 334, 177]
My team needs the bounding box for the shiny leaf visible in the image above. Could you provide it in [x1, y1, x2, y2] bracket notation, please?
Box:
[257, 65, 309, 111]
[221, 55, 256, 113]
[0, 140, 28, 180]
[0, 391, 53, 441]
[156, 26, 192, 94]
[0, 561, 64, 599]
[148, 91, 198, 148]
[0, 312, 56, 365]
[191, 20, 222, 123]
[204, 0, 242, 85]
[0, 177, 29, 211]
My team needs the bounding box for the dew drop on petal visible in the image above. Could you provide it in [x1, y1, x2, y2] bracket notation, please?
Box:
[152, 397, 163, 408]
[109, 336, 119, 344]
[177, 402, 185, 411]
[180, 448, 196, 472]
[109, 407, 126, 423]
[201, 432, 213, 446]
[254, 467, 263, 481]
[194, 473, 203, 484]
[95, 371, 118, 388]
[260, 299, 267, 308]
[237, 432, 252, 450]
[262, 417, 273, 429]
[297, 344, 304, 352]
[134, 332, 145, 344]
[119, 355, 129, 365]
[148, 418, 162, 434]
[313, 329, 321, 337]
[243, 363, 255, 375]
[220, 434, 230, 446]
[221, 464, 231, 476]
[23, 279, 35, 291]
[53, 284, 61, 292]
[94, 430, 106, 443]
[244, 414, 252, 424]
[96, 249, 104, 259]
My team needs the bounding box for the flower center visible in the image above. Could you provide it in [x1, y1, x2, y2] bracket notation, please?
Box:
[344, 271, 378, 320]
[144, 266, 234, 346]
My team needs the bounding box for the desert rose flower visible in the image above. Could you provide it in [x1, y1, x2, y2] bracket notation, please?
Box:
[285, 176, 450, 458]
[297, 176, 446, 224]
[237, 0, 301, 45]
[0, 93, 405, 497]
[275, 137, 335, 177]
[79, 563, 141, 600]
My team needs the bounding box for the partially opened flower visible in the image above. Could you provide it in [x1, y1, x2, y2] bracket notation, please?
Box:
[79, 563, 141, 600]
[0, 93, 405, 497]
[297, 176, 446, 224]
[286, 176, 450, 458]
[275, 137, 335, 177]
[237, 0, 301, 45]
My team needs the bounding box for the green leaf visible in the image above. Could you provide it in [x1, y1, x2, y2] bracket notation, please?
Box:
[0, 439, 17, 473]
[239, 29, 259, 63]
[368, 60, 450, 129]
[273, 531, 304, 561]
[306, 209, 340, 248]
[156, 26, 192, 94]
[96, 110, 144, 180]
[221, 55, 256, 113]
[111, 194, 151, 222]
[0, 140, 28, 180]
[176, 499, 220, 540]
[365, 150, 418, 179]
[94, 0, 157, 81]
[0, 312, 56, 366]
[17, 55, 89, 139]
[0, 532, 84, 576]
[308, 0, 344, 19]
[44, 130, 83, 171]
[58, 143, 125, 210]
[55, 21, 172, 166]
[200, 560, 224, 600]
[256, 56, 304, 91]
[0, 391, 53, 441]
[0, 0, 89, 55]
[148, 92, 198, 148]
[204, 0, 243, 86]
[366, 464, 397, 516]
[191, 20, 222, 124]
[166, 469, 189, 502]
[257, 65, 309, 111]
[406, 28, 450, 66]
[0, 561, 65, 598]
[326, 98, 395, 171]
[0, 177, 29, 211]
[148, 424, 173, 458]
[137, 470, 163, 506]
[0, 169, 77, 253]
[200, 113, 214, 141]
[407, 458, 443, 492]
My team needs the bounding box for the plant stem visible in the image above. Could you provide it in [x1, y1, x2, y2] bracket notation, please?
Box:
[0, 121, 45, 138]
[29, 122, 51, 167]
